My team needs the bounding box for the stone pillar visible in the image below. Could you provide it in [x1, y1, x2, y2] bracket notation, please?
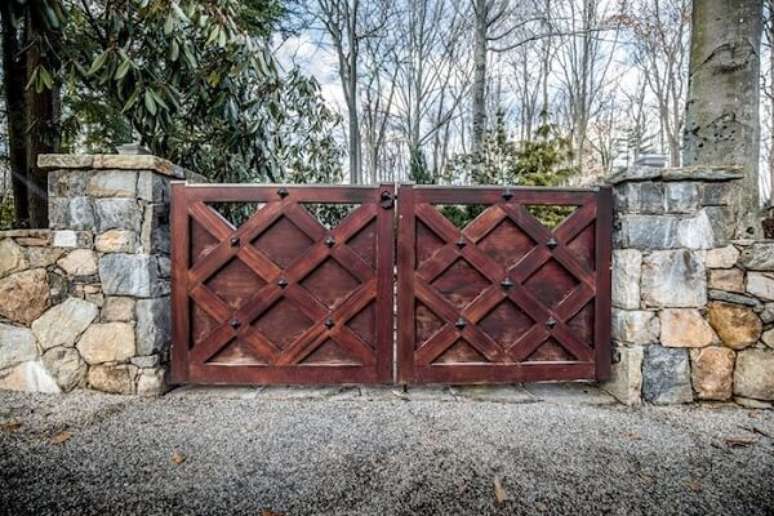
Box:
[604, 164, 774, 408]
[0, 154, 184, 395]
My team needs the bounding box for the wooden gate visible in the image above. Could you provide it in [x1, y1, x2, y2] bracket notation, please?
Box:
[170, 183, 395, 384]
[396, 186, 612, 384]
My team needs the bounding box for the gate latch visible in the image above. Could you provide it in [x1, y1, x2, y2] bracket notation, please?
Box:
[380, 191, 394, 209]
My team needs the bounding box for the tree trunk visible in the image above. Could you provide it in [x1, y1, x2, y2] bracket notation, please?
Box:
[24, 10, 60, 228]
[471, 0, 487, 153]
[683, 0, 763, 238]
[769, 0, 774, 205]
[1, 4, 30, 227]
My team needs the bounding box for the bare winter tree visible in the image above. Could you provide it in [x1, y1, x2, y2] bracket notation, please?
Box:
[312, 0, 391, 183]
[623, 0, 690, 166]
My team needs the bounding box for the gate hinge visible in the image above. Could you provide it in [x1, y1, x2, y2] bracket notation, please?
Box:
[380, 191, 394, 209]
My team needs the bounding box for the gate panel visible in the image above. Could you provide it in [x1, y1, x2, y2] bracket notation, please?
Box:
[397, 186, 611, 384]
[171, 183, 394, 385]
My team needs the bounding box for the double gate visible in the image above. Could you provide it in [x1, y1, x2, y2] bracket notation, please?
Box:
[170, 183, 611, 385]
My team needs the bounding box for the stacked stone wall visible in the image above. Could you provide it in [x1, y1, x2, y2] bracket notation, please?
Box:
[0, 155, 183, 395]
[603, 165, 774, 408]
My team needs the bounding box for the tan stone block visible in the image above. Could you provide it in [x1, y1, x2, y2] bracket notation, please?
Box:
[76, 322, 135, 364]
[660, 309, 718, 347]
[706, 246, 740, 269]
[0, 269, 49, 324]
[94, 230, 139, 253]
[102, 297, 135, 322]
[87, 364, 137, 394]
[690, 346, 735, 400]
[707, 302, 761, 351]
[734, 349, 774, 400]
[26, 247, 65, 268]
[0, 239, 28, 277]
[57, 249, 98, 276]
[708, 268, 744, 293]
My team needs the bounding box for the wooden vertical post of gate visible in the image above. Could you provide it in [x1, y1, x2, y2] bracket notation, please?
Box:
[170, 181, 190, 383]
[593, 186, 613, 381]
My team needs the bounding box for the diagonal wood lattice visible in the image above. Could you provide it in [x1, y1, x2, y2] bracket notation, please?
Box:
[397, 186, 612, 384]
[170, 184, 395, 385]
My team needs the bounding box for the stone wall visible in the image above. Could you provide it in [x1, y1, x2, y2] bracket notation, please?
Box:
[0, 155, 183, 395]
[603, 165, 774, 408]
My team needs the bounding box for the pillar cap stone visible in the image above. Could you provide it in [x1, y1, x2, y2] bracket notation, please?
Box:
[607, 165, 744, 185]
[38, 154, 187, 179]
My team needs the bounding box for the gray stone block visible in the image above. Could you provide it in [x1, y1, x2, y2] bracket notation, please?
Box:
[676, 210, 715, 250]
[99, 254, 169, 297]
[137, 172, 170, 203]
[642, 346, 692, 404]
[739, 243, 774, 271]
[612, 249, 641, 309]
[638, 182, 665, 213]
[701, 183, 733, 206]
[95, 199, 143, 233]
[641, 250, 706, 308]
[665, 182, 699, 213]
[135, 297, 171, 355]
[620, 215, 679, 250]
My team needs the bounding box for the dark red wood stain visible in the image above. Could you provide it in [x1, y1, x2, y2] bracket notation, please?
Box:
[396, 185, 612, 384]
[171, 184, 395, 385]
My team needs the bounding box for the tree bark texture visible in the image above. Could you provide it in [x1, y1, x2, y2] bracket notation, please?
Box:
[683, 0, 763, 237]
[471, 0, 488, 153]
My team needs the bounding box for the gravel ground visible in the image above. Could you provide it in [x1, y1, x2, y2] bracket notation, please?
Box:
[1, 385, 773, 515]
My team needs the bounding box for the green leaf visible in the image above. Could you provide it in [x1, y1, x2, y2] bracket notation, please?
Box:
[115, 59, 132, 80]
[164, 14, 174, 35]
[169, 40, 180, 62]
[39, 66, 54, 89]
[122, 87, 141, 114]
[144, 90, 157, 116]
[87, 51, 110, 76]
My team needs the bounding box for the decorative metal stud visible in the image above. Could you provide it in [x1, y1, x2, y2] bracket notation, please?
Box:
[455, 318, 467, 330]
[324, 235, 336, 247]
[501, 189, 514, 201]
[230, 319, 241, 329]
[277, 277, 288, 288]
[277, 187, 289, 198]
[230, 236, 240, 246]
[380, 190, 394, 209]
[545, 317, 557, 329]
[500, 277, 513, 289]
[324, 318, 335, 329]
[546, 237, 558, 249]
[455, 238, 467, 248]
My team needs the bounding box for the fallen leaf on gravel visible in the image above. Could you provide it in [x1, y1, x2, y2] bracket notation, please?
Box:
[260, 510, 284, 516]
[493, 476, 507, 504]
[688, 480, 702, 492]
[50, 431, 72, 444]
[724, 436, 757, 448]
[0, 420, 22, 432]
[623, 432, 641, 440]
[171, 450, 187, 465]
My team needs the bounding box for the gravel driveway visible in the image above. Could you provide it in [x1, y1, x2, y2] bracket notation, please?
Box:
[1, 384, 773, 515]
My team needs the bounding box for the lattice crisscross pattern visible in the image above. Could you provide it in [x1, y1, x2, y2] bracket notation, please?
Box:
[397, 186, 612, 384]
[171, 184, 394, 385]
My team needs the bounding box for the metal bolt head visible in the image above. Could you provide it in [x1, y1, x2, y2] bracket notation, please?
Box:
[230, 319, 241, 329]
[324, 318, 335, 329]
[456, 238, 467, 248]
[230, 236, 240, 246]
[324, 236, 336, 247]
[501, 189, 514, 200]
[500, 277, 513, 289]
[545, 317, 557, 329]
[455, 318, 466, 330]
[546, 237, 558, 249]
[277, 187, 289, 198]
[277, 278, 288, 288]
